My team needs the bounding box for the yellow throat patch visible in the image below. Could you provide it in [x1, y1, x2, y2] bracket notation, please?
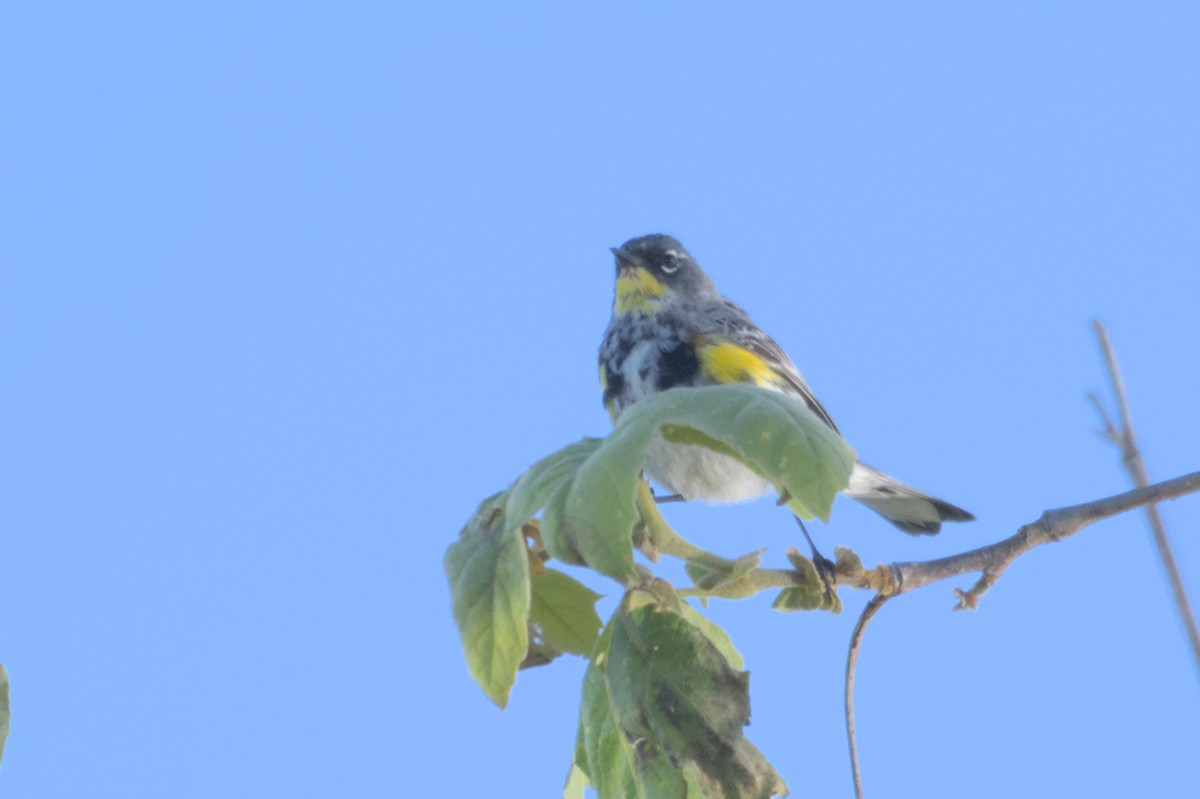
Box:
[614, 268, 668, 316]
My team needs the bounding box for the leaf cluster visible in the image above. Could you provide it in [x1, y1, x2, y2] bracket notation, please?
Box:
[445, 385, 857, 797]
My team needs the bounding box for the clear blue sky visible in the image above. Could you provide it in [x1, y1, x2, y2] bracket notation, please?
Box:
[4, 2, 1198, 796]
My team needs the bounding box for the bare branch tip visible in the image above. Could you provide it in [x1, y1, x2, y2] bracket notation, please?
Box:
[953, 587, 980, 612]
[1087, 391, 1119, 437]
[1091, 319, 1115, 354]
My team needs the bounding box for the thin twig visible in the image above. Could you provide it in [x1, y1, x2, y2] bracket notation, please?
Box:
[845, 594, 888, 799]
[1086, 391, 1121, 445]
[1092, 320, 1200, 676]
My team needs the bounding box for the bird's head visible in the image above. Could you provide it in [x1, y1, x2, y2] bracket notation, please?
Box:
[609, 234, 714, 317]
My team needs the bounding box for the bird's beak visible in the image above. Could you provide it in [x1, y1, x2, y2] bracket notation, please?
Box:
[610, 246, 644, 272]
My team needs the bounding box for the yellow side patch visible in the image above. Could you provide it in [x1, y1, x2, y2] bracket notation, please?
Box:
[604, 397, 619, 423]
[614, 268, 668, 315]
[695, 337, 780, 387]
[599, 363, 618, 422]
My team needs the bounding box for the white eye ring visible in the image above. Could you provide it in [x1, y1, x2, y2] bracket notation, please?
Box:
[660, 262, 680, 274]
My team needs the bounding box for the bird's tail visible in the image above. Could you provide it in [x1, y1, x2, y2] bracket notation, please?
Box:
[844, 461, 974, 535]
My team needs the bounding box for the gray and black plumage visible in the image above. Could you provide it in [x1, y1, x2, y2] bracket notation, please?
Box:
[598, 233, 974, 535]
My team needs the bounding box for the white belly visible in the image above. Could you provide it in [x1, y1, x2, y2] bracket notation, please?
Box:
[644, 434, 774, 502]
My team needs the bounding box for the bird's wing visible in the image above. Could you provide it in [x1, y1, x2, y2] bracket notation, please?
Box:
[703, 299, 841, 433]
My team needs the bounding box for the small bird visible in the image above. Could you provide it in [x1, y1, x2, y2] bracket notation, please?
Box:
[598, 234, 973, 535]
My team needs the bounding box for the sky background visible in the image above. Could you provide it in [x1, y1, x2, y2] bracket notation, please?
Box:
[3, 2, 1199, 797]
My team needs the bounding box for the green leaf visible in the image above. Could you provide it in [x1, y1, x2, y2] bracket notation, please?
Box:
[444, 495, 530, 707]
[647, 385, 856, 521]
[772, 554, 840, 613]
[579, 622, 643, 799]
[686, 549, 764, 591]
[561, 437, 642, 582]
[0, 663, 8, 767]
[771, 585, 830, 613]
[506, 438, 603, 535]
[503, 436, 627, 575]
[607, 596, 787, 798]
[503, 438, 603, 568]
[632, 742, 690, 798]
[576, 585, 787, 799]
[683, 763, 714, 797]
[834, 546, 864, 581]
[678, 602, 745, 672]
[540, 465, 588, 568]
[530, 569, 604, 657]
[563, 762, 589, 799]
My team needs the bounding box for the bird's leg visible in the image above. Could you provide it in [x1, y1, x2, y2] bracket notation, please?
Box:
[653, 491, 686, 504]
[793, 516, 838, 601]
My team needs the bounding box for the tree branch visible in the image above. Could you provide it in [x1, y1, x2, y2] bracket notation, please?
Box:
[1090, 320, 1200, 676]
[656, 472, 1200, 609]
[839, 473, 1200, 798]
[880, 471, 1200, 607]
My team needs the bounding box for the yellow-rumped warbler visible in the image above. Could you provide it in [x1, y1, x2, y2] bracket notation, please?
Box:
[599, 234, 973, 535]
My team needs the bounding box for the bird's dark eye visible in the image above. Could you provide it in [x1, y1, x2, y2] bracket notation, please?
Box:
[660, 260, 680, 275]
